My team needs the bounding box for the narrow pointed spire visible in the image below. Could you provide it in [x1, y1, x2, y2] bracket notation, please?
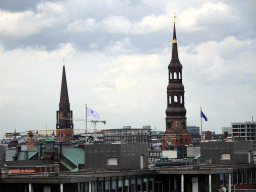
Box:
[59, 62, 70, 110]
[171, 23, 179, 60]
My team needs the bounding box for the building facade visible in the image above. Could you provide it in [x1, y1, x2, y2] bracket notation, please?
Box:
[102, 126, 151, 144]
[231, 121, 256, 149]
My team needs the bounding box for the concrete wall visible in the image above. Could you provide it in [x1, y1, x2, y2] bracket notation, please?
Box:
[187, 146, 200, 157]
[201, 140, 253, 164]
[162, 150, 177, 158]
[84, 143, 148, 170]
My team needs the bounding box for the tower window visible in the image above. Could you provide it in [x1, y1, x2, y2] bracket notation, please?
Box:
[175, 121, 178, 127]
[174, 96, 177, 102]
[174, 72, 177, 79]
[180, 96, 183, 104]
[169, 96, 172, 104]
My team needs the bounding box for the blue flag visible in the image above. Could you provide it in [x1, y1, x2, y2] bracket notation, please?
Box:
[87, 107, 100, 119]
[201, 111, 208, 121]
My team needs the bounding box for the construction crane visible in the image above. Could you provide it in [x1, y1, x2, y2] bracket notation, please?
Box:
[27, 131, 34, 151]
[90, 120, 106, 132]
[60, 117, 106, 132]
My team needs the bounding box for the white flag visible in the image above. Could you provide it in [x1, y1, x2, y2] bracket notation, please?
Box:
[87, 107, 100, 119]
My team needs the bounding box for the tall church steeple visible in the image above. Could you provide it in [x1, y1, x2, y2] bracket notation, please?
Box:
[165, 22, 186, 125]
[59, 60, 70, 111]
[162, 20, 191, 149]
[56, 60, 73, 140]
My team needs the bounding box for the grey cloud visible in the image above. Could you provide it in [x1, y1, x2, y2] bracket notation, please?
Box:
[0, 0, 59, 12]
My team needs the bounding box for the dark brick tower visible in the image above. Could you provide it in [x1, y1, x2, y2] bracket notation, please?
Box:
[162, 22, 191, 149]
[56, 61, 73, 140]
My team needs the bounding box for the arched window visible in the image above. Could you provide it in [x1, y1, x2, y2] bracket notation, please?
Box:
[174, 96, 177, 102]
[180, 96, 183, 104]
[169, 96, 172, 104]
[174, 72, 177, 79]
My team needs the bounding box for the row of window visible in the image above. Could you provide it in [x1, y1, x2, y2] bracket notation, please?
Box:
[232, 125, 256, 128]
[148, 152, 162, 157]
[82, 177, 154, 192]
[169, 72, 182, 80]
[233, 129, 256, 133]
[104, 140, 148, 143]
[168, 95, 183, 105]
[104, 136, 149, 140]
[220, 172, 256, 186]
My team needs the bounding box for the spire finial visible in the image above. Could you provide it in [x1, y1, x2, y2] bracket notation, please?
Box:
[173, 12, 177, 23]
[63, 58, 65, 66]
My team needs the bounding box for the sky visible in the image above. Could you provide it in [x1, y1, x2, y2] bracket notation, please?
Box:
[0, 0, 255, 138]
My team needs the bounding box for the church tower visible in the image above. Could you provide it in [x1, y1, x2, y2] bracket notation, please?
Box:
[162, 21, 191, 149]
[56, 60, 73, 140]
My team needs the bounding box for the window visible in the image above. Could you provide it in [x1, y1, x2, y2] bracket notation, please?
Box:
[174, 72, 177, 79]
[175, 121, 178, 127]
[174, 96, 177, 102]
[118, 180, 123, 192]
[107, 157, 118, 165]
[169, 96, 172, 104]
[137, 178, 142, 192]
[221, 154, 230, 160]
[180, 96, 182, 104]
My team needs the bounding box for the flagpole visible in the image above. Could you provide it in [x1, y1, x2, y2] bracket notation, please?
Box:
[200, 107, 202, 141]
[85, 104, 87, 144]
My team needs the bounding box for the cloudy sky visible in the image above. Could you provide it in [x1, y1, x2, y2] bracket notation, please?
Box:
[0, 0, 255, 137]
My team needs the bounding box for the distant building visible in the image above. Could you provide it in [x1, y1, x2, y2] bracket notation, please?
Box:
[187, 126, 200, 146]
[102, 126, 151, 144]
[205, 131, 212, 140]
[222, 127, 232, 135]
[202, 131, 215, 140]
[231, 121, 256, 149]
[187, 126, 200, 135]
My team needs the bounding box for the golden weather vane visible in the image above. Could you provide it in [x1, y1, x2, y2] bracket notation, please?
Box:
[63, 58, 65, 66]
[173, 12, 177, 23]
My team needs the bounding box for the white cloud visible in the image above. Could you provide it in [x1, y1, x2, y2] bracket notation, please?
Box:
[179, 36, 255, 83]
[0, 0, 240, 37]
[69, 1, 237, 35]
[179, 2, 236, 32]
